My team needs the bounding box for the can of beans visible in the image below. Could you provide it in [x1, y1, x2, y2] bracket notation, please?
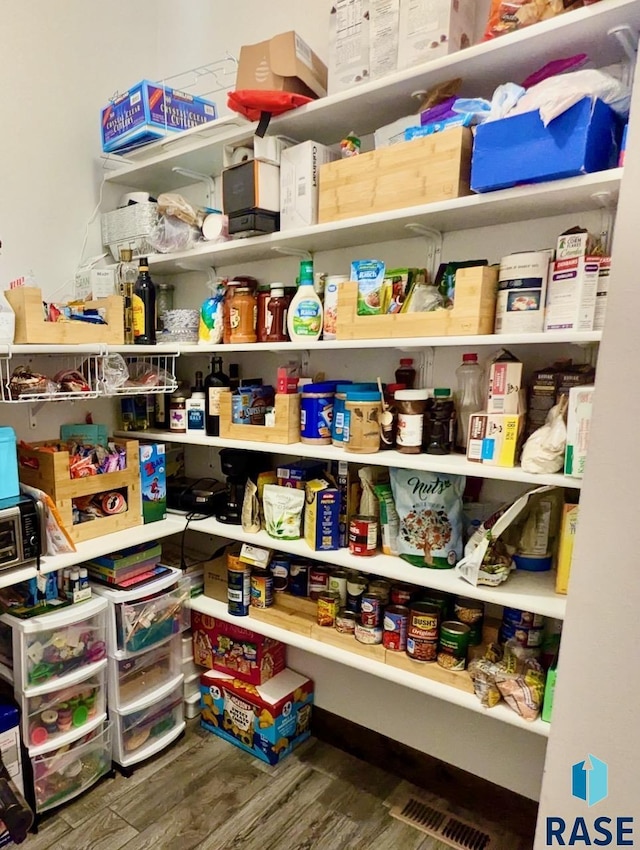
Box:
[289, 559, 310, 597]
[503, 608, 545, 629]
[454, 596, 485, 646]
[383, 605, 408, 651]
[317, 592, 340, 627]
[406, 602, 440, 662]
[419, 589, 453, 619]
[250, 568, 273, 609]
[369, 579, 391, 605]
[309, 565, 330, 600]
[437, 621, 470, 671]
[391, 583, 415, 606]
[270, 556, 290, 593]
[355, 623, 383, 645]
[346, 573, 368, 613]
[227, 562, 251, 616]
[349, 515, 378, 556]
[328, 569, 348, 606]
[335, 609, 358, 634]
[360, 591, 383, 627]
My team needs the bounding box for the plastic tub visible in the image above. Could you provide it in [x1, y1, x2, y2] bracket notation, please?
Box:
[111, 678, 184, 767]
[108, 636, 181, 711]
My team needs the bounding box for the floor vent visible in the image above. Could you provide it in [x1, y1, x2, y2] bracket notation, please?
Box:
[390, 794, 507, 850]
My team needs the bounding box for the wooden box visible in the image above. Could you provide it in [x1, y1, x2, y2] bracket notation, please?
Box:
[5, 287, 125, 345]
[18, 439, 142, 543]
[318, 128, 472, 223]
[336, 266, 498, 340]
[219, 392, 300, 445]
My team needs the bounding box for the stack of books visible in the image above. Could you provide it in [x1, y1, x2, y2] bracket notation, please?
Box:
[85, 542, 170, 589]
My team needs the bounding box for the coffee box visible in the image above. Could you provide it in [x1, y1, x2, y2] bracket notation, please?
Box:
[467, 413, 523, 467]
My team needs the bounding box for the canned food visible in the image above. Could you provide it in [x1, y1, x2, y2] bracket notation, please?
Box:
[270, 556, 290, 593]
[360, 592, 383, 627]
[335, 609, 358, 634]
[289, 559, 310, 597]
[391, 583, 415, 606]
[228, 563, 251, 617]
[437, 621, 470, 671]
[502, 608, 545, 629]
[317, 592, 340, 627]
[346, 573, 368, 613]
[369, 579, 391, 605]
[328, 569, 348, 606]
[500, 623, 544, 649]
[418, 589, 453, 619]
[250, 568, 273, 609]
[349, 515, 378, 556]
[355, 623, 383, 645]
[454, 597, 485, 646]
[383, 605, 408, 652]
[309, 566, 330, 600]
[406, 602, 440, 662]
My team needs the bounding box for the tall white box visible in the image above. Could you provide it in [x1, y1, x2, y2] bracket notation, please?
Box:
[544, 257, 600, 333]
[398, 0, 476, 70]
[370, 0, 401, 80]
[280, 141, 340, 231]
[565, 385, 595, 478]
[328, 0, 370, 94]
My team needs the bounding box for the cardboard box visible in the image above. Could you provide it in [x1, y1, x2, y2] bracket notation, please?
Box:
[280, 141, 340, 231]
[200, 668, 313, 765]
[398, 0, 476, 69]
[556, 229, 597, 260]
[488, 351, 523, 415]
[495, 250, 553, 335]
[191, 611, 286, 685]
[593, 256, 611, 331]
[222, 160, 280, 216]
[101, 80, 217, 154]
[139, 443, 166, 524]
[374, 114, 420, 148]
[236, 31, 327, 99]
[329, 0, 370, 94]
[565, 385, 595, 478]
[277, 460, 326, 489]
[304, 480, 340, 551]
[556, 503, 579, 595]
[544, 257, 600, 333]
[329, 460, 360, 548]
[541, 663, 557, 723]
[370, 0, 400, 80]
[467, 413, 523, 467]
[203, 553, 229, 600]
[471, 98, 619, 194]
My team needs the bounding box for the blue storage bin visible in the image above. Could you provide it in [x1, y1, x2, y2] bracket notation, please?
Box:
[0, 428, 19, 500]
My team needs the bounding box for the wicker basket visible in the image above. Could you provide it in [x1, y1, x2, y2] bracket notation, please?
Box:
[101, 202, 158, 261]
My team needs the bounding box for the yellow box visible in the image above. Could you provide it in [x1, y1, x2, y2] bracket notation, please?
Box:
[466, 413, 523, 467]
[556, 503, 579, 595]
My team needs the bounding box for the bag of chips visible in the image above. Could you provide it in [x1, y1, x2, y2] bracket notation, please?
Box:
[483, 0, 583, 41]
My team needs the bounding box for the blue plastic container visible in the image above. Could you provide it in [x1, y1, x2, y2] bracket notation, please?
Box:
[0, 428, 19, 500]
[300, 381, 342, 445]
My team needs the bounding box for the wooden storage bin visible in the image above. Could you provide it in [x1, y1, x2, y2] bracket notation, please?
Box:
[219, 392, 300, 444]
[5, 287, 125, 345]
[318, 127, 472, 223]
[17, 439, 142, 543]
[336, 266, 498, 340]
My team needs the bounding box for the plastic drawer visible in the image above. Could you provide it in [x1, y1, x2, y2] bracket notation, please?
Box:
[23, 661, 108, 757]
[184, 690, 201, 720]
[0, 598, 108, 692]
[111, 678, 184, 767]
[183, 672, 199, 700]
[108, 636, 181, 711]
[31, 721, 111, 814]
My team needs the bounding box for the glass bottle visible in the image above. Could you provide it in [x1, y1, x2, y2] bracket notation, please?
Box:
[229, 286, 257, 344]
[455, 353, 485, 453]
[425, 388, 456, 455]
[133, 257, 156, 345]
[204, 357, 231, 436]
[156, 282, 174, 332]
[117, 248, 137, 345]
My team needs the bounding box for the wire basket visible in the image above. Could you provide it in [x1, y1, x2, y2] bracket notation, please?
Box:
[0, 354, 101, 403]
[97, 353, 178, 396]
[101, 202, 158, 261]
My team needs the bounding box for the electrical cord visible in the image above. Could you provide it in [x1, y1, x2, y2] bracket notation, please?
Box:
[179, 510, 227, 571]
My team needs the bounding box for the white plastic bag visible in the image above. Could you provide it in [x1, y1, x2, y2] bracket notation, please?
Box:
[520, 400, 567, 474]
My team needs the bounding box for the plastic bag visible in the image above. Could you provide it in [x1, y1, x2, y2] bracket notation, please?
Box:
[469, 640, 546, 720]
[484, 0, 582, 41]
[156, 193, 204, 228]
[199, 279, 226, 345]
[149, 215, 201, 254]
[521, 400, 567, 473]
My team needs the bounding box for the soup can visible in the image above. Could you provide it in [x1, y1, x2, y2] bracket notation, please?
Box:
[368, 579, 391, 605]
[349, 515, 378, 556]
[228, 563, 251, 617]
[317, 592, 340, 627]
[406, 602, 440, 662]
[437, 621, 470, 671]
[502, 608, 545, 629]
[328, 569, 348, 606]
[360, 591, 383, 627]
[309, 565, 330, 600]
[355, 623, 383, 645]
[454, 596, 485, 646]
[346, 573, 368, 613]
[335, 609, 358, 634]
[289, 559, 310, 597]
[383, 605, 408, 652]
[270, 556, 290, 593]
[391, 583, 415, 606]
[250, 568, 273, 609]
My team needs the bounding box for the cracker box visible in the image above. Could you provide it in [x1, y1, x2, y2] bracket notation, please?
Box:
[544, 257, 600, 333]
[101, 80, 218, 154]
[556, 503, 579, 595]
[467, 413, 523, 467]
[139, 443, 166, 524]
[280, 142, 340, 231]
[556, 229, 597, 260]
[398, 0, 476, 69]
[488, 351, 523, 415]
[329, 460, 361, 548]
[565, 385, 595, 478]
[277, 459, 326, 489]
[304, 480, 340, 551]
[329, 0, 370, 94]
[191, 612, 286, 685]
[200, 668, 313, 765]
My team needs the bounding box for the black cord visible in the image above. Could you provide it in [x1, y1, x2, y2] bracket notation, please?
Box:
[179, 510, 226, 571]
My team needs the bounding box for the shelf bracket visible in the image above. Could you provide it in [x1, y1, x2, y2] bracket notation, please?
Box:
[404, 224, 443, 281]
[608, 24, 638, 87]
[591, 190, 617, 255]
[171, 167, 216, 207]
[270, 246, 313, 261]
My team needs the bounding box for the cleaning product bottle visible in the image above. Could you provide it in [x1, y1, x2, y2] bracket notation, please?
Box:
[455, 353, 485, 453]
[287, 259, 323, 341]
[0, 242, 15, 344]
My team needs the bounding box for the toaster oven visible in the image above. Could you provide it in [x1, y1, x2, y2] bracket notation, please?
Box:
[0, 495, 44, 571]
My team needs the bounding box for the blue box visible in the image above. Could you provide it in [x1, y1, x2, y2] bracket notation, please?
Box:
[471, 97, 620, 194]
[304, 481, 340, 551]
[139, 443, 166, 524]
[101, 80, 217, 154]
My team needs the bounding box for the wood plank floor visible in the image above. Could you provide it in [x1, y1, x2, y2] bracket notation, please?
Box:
[25, 719, 465, 850]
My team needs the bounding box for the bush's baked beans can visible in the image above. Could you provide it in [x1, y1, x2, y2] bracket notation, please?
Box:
[391, 583, 415, 606]
[368, 579, 391, 605]
[360, 591, 383, 627]
[383, 605, 408, 651]
[309, 565, 330, 600]
[317, 592, 340, 627]
[437, 621, 470, 671]
[355, 623, 383, 645]
[454, 596, 485, 646]
[289, 558, 310, 597]
[346, 573, 368, 613]
[335, 609, 357, 634]
[250, 568, 273, 609]
[328, 569, 348, 606]
[227, 563, 251, 616]
[270, 556, 290, 593]
[349, 515, 378, 556]
[406, 602, 440, 662]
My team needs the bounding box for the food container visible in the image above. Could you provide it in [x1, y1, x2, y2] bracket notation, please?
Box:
[317, 592, 340, 627]
[309, 566, 330, 600]
[335, 609, 357, 634]
[250, 568, 273, 609]
[328, 570, 348, 606]
[354, 623, 383, 645]
[395, 389, 429, 453]
[437, 621, 470, 671]
[343, 388, 382, 453]
[454, 597, 485, 646]
[228, 560, 251, 617]
[383, 605, 408, 652]
[406, 602, 440, 663]
[323, 275, 349, 339]
[391, 583, 415, 606]
[360, 592, 383, 627]
[348, 515, 378, 556]
[346, 573, 368, 613]
[300, 382, 336, 445]
[228, 286, 257, 344]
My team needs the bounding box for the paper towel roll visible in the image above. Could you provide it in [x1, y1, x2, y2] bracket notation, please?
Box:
[230, 146, 253, 166]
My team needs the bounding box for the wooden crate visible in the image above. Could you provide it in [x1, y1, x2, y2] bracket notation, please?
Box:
[5, 287, 125, 345]
[318, 128, 472, 223]
[17, 439, 141, 543]
[219, 392, 300, 444]
[335, 266, 498, 340]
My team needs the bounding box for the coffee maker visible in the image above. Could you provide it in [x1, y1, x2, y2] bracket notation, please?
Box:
[217, 449, 270, 525]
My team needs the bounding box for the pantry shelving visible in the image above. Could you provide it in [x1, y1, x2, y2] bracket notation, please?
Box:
[188, 594, 550, 737]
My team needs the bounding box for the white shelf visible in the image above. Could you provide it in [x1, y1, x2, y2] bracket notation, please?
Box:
[183, 514, 566, 620]
[103, 0, 639, 194]
[115, 429, 583, 492]
[145, 170, 622, 274]
[189, 595, 549, 737]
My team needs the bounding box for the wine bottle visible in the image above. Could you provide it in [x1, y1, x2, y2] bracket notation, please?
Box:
[133, 257, 157, 345]
[204, 357, 230, 436]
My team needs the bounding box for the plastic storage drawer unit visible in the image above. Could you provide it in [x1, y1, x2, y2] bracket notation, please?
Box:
[111, 678, 184, 768]
[0, 597, 108, 692]
[108, 636, 181, 711]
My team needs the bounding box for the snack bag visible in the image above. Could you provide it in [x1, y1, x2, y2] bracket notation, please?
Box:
[352, 260, 386, 316]
[484, 0, 582, 41]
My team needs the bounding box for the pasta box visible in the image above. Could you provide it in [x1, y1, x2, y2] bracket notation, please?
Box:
[304, 480, 340, 551]
[139, 443, 166, 524]
[200, 667, 313, 765]
[471, 97, 620, 193]
[101, 80, 218, 153]
[191, 611, 286, 685]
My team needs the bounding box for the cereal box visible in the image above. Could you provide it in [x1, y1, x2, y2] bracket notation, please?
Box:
[139, 443, 166, 524]
[556, 503, 579, 595]
[191, 612, 286, 685]
[200, 668, 313, 765]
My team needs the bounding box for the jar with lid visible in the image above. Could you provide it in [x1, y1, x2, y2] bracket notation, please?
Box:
[256, 284, 271, 342]
[228, 286, 257, 344]
[169, 385, 189, 433]
[381, 382, 406, 449]
[223, 277, 257, 343]
[343, 388, 382, 453]
[395, 358, 416, 389]
[425, 388, 456, 455]
[333, 382, 376, 446]
[156, 283, 174, 331]
[265, 283, 289, 342]
[395, 389, 430, 454]
[300, 382, 337, 445]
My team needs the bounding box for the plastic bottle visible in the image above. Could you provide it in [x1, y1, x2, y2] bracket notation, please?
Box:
[455, 353, 485, 453]
[395, 358, 416, 389]
[287, 260, 323, 341]
[186, 371, 206, 432]
[265, 284, 289, 342]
